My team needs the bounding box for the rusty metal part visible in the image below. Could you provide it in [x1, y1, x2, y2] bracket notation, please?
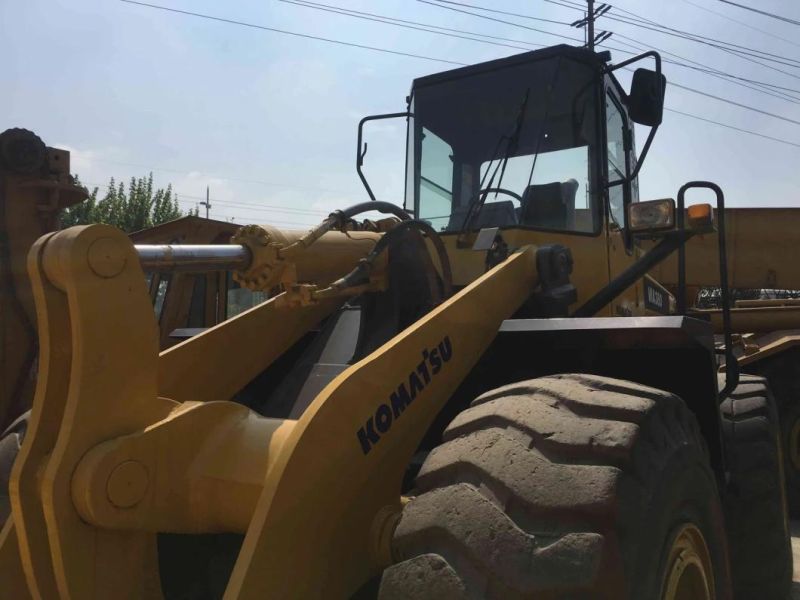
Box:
[0, 130, 87, 431]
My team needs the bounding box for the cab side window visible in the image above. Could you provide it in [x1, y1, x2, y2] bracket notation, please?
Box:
[605, 92, 628, 229]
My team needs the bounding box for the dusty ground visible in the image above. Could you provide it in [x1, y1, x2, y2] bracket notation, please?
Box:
[792, 522, 800, 598]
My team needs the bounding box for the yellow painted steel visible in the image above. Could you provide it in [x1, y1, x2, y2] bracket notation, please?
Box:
[441, 228, 610, 312]
[71, 402, 294, 533]
[0, 520, 32, 599]
[6, 231, 70, 599]
[158, 293, 344, 404]
[231, 225, 381, 291]
[660, 523, 715, 600]
[649, 207, 800, 290]
[14, 224, 167, 599]
[226, 246, 540, 599]
[696, 305, 800, 334]
[735, 332, 800, 368]
[1, 219, 538, 598]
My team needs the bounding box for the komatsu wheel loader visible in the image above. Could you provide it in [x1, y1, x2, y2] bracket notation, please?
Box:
[0, 44, 792, 599]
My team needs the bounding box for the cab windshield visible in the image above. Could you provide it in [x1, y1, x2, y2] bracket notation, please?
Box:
[406, 52, 599, 234]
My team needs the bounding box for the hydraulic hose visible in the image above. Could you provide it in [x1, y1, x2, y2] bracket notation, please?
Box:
[279, 201, 411, 261]
[324, 219, 452, 301]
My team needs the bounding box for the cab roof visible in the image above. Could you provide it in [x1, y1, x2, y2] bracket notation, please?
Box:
[411, 44, 610, 92]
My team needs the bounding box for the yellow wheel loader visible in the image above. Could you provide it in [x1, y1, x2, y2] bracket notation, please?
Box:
[0, 44, 792, 599]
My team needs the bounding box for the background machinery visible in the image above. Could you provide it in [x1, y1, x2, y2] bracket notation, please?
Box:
[0, 44, 795, 598]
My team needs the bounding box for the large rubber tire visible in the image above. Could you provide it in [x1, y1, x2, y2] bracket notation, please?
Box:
[745, 349, 800, 515]
[378, 374, 731, 599]
[0, 411, 29, 523]
[720, 375, 791, 600]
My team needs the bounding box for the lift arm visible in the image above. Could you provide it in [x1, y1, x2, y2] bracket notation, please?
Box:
[1, 223, 540, 598]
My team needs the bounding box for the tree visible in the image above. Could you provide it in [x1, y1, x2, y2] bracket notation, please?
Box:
[61, 173, 197, 233]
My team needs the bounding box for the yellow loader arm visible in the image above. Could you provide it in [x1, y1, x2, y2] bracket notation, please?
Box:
[0, 223, 539, 598]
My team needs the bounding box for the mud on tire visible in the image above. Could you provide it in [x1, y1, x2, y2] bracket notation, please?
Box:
[378, 374, 731, 599]
[720, 375, 791, 600]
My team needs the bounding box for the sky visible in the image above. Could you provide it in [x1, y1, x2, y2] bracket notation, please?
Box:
[2, 0, 799, 227]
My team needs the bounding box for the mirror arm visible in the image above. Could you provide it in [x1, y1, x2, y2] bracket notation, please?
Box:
[630, 123, 657, 180]
[605, 50, 663, 189]
[606, 50, 661, 76]
[606, 121, 659, 189]
[357, 111, 413, 202]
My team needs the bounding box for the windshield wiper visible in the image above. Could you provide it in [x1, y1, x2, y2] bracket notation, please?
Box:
[523, 57, 564, 193]
[459, 88, 530, 234]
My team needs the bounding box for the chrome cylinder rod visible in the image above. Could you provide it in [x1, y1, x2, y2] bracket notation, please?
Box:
[135, 244, 251, 272]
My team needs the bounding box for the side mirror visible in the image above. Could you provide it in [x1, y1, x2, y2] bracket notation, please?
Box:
[628, 198, 675, 236]
[628, 68, 666, 127]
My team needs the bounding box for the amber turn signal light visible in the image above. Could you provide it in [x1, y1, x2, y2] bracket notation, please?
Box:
[687, 203, 714, 230]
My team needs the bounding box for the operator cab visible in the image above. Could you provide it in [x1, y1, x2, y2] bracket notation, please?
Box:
[403, 44, 662, 240]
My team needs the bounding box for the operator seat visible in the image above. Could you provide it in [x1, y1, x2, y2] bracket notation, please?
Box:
[518, 179, 579, 230]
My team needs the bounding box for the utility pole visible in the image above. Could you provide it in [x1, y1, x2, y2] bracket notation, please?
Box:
[200, 185, 211, 219]
[571, 3, 611, 51]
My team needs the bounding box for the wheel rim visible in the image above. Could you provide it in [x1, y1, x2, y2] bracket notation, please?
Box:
[661, 523, 715, 600]
[789, 417, 800, 472]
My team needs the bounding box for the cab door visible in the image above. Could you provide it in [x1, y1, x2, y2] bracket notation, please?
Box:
[604, 86, 643, 316]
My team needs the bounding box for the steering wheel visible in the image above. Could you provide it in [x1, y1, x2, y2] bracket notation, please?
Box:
[478, 187, 523, 204]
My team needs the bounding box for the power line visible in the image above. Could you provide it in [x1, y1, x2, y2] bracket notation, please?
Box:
[603, 12, 800, 68]
[85, 181, 323, 227]
[604, 33, 800, 104]
[419, 0, 800, 122]
[421, 0, 800, 99]
[670, 81, 800, 127]
[604, 0, 800, 87]
[416, 0, 585, 44]
[596, 4, 800, 89]
[278, 0, 547, 51]
[83, 181, 332, 216]
[543, 0, 800, 97]
[119, 0, 466, 66]
[277, 0, 538, 53]
[677, 0, 800, 50]
[718, 0, 800, 26]
[120, 0, 800, 150]
[421, 0, 570, 25]
[604, 12, 800, 76]
[83, 156, 364, 196]
[666, 108, 800, 148]
[545, 0, 800, 68]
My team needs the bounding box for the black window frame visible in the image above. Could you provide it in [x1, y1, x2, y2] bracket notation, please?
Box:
[406, 47, 607, 239]
[603, 74, 635, 250]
